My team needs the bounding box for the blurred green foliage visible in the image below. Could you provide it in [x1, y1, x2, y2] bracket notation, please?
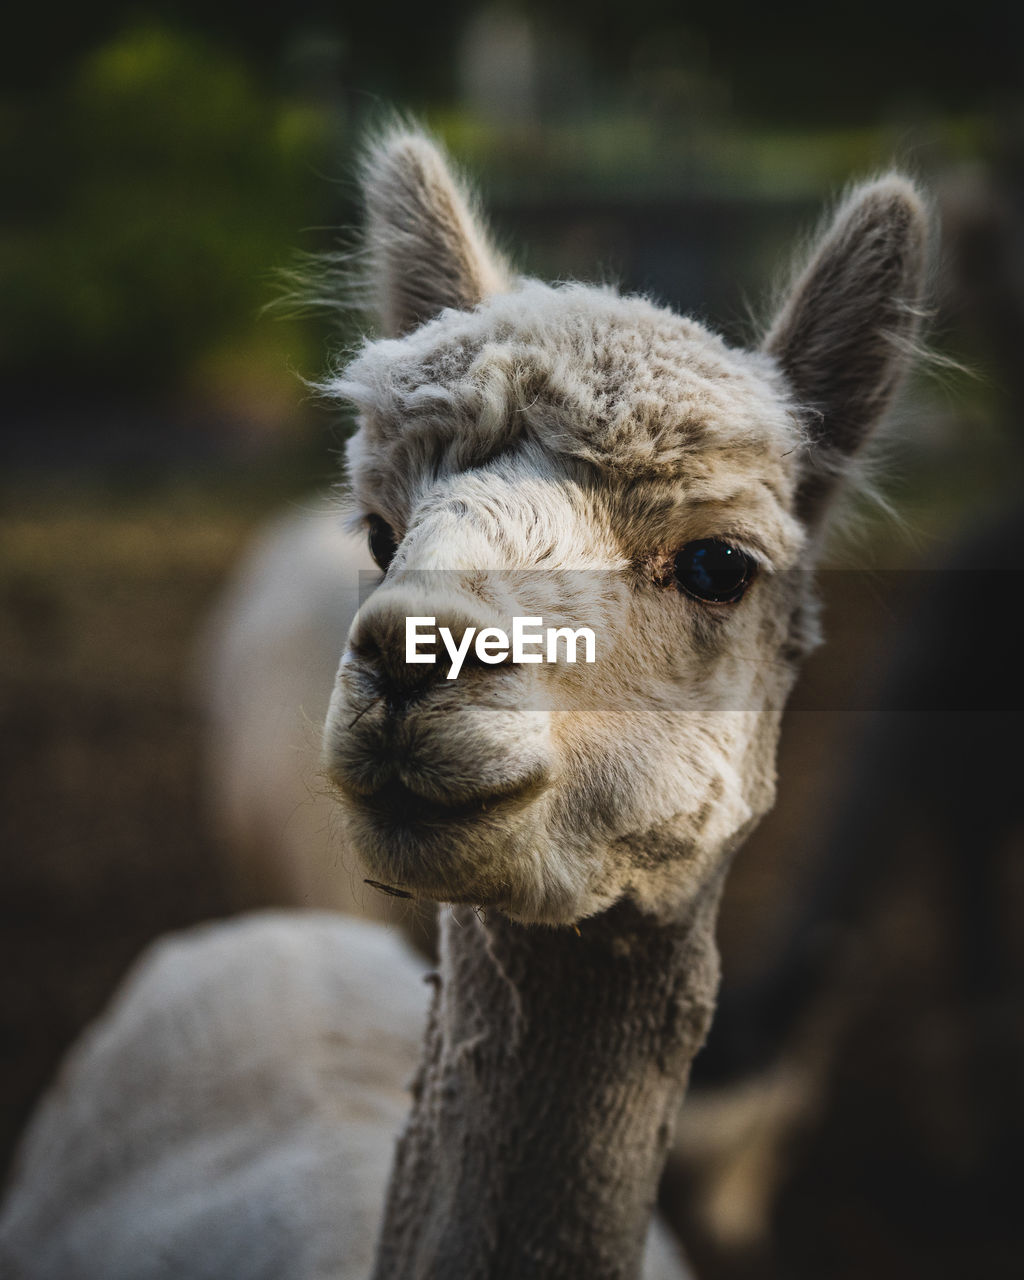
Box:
[0, 23, 338, 393]
[0, 3, 1018, 447]
[4, 2, 1019, 122]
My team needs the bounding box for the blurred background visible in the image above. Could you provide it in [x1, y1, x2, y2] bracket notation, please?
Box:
[2, 3, 1023, 1278]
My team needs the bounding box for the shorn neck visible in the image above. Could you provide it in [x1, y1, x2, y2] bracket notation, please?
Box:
[371, 895, 721, 1279]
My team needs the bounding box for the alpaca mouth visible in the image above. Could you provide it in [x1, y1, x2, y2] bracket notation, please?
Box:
[354, 778, 495, 827]
[338, 770, 551, 911]
[346, 771, 548, 832]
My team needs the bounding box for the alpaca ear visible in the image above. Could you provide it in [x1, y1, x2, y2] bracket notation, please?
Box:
[763, 175, 931, 521]
[360, 129, 510, 337]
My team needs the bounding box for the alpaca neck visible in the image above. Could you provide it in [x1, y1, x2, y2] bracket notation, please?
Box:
[371, 892, 721, 1279]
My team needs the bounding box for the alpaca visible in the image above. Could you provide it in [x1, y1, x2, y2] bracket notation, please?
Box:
[0, 130, 929, 1279]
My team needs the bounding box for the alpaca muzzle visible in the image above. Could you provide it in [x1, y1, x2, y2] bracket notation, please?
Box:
[323, 584, 554, 833]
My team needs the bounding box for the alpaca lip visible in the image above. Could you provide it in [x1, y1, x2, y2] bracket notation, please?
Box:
[357, 779, 485, 826]
[351, 775, 543, 829]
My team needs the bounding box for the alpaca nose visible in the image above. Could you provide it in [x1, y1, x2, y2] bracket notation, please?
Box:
[328, 584, 553, 814]
[348, 589, 502, 713]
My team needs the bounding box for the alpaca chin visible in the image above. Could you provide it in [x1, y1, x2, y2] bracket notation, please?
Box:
[337, 787, 589, 922]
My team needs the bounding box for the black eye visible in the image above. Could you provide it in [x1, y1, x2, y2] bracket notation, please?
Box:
[367, 515, 398, 573]
[673, 540, 755, 604]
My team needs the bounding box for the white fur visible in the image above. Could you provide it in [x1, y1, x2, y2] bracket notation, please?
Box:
[0, 915, 427, 1279]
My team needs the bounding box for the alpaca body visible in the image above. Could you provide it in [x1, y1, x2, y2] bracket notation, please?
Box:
[0, 915, 424, 1280]
[196, 509, 382, 915]
[0, 913, 690, 1280]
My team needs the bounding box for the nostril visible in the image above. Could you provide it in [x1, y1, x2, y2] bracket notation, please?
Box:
[382, 670, 437, 718]
[349, 607, 413, 676]
[346, 620, 434, 718]
[350, 596, 516, 707]
[348, 631, 381, 663]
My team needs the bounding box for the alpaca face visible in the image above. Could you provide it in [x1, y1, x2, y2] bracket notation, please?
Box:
[321, 132, 929, 925]
[326, 287, 808, 923]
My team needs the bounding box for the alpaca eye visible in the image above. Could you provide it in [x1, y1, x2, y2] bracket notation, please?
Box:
[674, 540, 755, 604]
[367, 515, 398, 573]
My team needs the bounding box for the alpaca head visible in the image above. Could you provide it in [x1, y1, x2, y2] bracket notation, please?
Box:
[322, 131, 929, 926]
